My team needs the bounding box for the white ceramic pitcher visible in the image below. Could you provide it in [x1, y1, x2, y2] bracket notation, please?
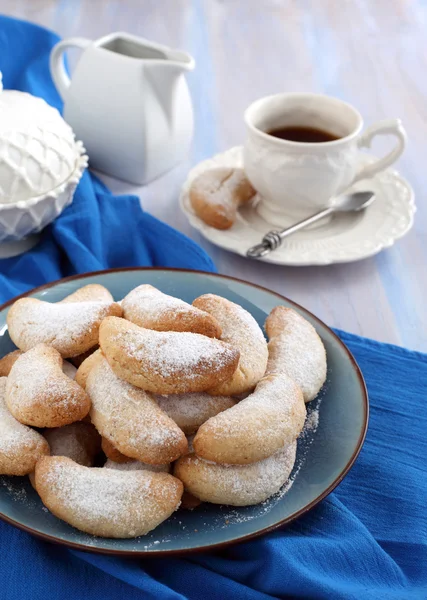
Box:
[50, 32, 195, 184]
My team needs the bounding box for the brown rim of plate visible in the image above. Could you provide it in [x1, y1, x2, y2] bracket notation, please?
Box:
[0, 267, 369, 556]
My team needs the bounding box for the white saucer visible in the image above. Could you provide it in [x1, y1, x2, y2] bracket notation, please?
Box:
[180, 146, 415, 266]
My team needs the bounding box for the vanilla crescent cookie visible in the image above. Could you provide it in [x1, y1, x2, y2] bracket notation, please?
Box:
[104, 459, 170, 473]
[156, 393, 236, 435]
[75, 349, 103, 389]
[87, 355, 188, 464]
[193, 294, 268, 395]
[265, 306, 327, 402]
[0, 378, 49, 475]
[193, 373, 306, 464]
[175, 440, 296, 506]
[59, 284, 114, 304]
[101, 437, 131, 463]
[0, 349, 23, 376]
[35, 456, 183, 538]
[122, 284, 221, 337]
[7, 297, 122, 358]
[6, 344, 90, 428]
[189, 167, 256, 230]
[100, 316, 240, 394]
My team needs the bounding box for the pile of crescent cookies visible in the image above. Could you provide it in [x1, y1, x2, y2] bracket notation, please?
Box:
[0, 283, 327, 539]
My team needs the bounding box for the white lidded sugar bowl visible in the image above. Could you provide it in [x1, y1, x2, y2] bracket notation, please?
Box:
[0, 73, 87, 257]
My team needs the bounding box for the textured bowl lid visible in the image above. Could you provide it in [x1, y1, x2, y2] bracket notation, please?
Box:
[0, 87, 81, 204]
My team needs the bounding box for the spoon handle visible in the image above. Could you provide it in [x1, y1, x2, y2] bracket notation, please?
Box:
[247, 206, 334, 259]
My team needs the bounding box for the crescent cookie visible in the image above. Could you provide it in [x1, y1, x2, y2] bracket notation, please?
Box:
[0, 378, 49, 475]
[101, 437, 131, 463]
[193, 294, 268, 395]
[156, 393, 236, 435]
[87, 355, 188, 464]
[189, 168, 256, 230]
[35, 456, 183, 538]
[59, 284, 115, 304]
[6, 344, 90, 428]
[43, 422, 101, 467]
[99, 316, 240, 394]
[7, 297, 122, 358]
[175, 440, 296, 506]
[122, 284, 221, 338]
[0, 349, 23, 376]
[193, 373, 306, 464]
[265, 306, 327, 402]
[75, 349, 103, 389]
[104, 459, 170, 473]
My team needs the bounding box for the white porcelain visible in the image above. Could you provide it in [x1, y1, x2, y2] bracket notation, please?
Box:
[0, 83, 87, 257]
[50, 32, 195, 185]
[180, 147, 415, 266]
[244, 93, 407, 227]
[0, 90, 84, 203]
[0, 152, 87, 258]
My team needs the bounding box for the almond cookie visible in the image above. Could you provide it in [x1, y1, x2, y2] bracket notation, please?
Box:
[193, 373, 306, 464]
[6, 344, 90, 428]
[43, 422, 101, 467]
[59, 284, 114, 303]
[156, 393, 236, 435]
[265, 306, 327, 402]
[0, 378, 49, 475]
[100, 316, 240, 394]
[104, 459, 170, 473]
[193, 294, 268, 396]
[175, 440, 296, 506]
[122, 284, 221, 337]
[35, 456, 183, 538]
[75, 349, 103, 389]
[0, 349, 23, 376]
[189, 168, 256, 230]
[7, 297, 122, 358]
[101, 437, 131, 464]
[87, 355, 188, 464]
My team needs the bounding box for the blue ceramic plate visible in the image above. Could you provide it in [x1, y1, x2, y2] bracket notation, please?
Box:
[0, 268, 368, 555]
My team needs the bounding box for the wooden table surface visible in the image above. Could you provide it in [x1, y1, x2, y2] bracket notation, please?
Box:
[3, 0, 426, 350]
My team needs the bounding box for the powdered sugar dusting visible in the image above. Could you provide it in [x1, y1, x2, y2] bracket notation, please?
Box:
[194, 294, 268, 394]
[190, 168, 253, 208]
[104, 459, 169, 473]
[156, 393, 235, 433]
[43, 460, 150, 520]
[87, 357, 185, 459]
[0, 378, 44, 455]
[9, 299, 118, 354]
[181, 441, 296, 505]
[266, 308, 327, 402]
[6, 346, 84, 411]
[119, 328, 236, 379]
[123, 285, 194, 320]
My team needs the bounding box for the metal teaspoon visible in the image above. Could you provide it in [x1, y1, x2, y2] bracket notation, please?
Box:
[246, 191, 376, 259]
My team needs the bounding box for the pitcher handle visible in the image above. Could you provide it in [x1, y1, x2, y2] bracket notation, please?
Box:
[50, 38, 91, 101]
[353, 118, 407, 183]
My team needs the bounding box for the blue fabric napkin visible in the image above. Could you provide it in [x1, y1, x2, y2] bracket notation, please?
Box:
[0, 15, 426, 600]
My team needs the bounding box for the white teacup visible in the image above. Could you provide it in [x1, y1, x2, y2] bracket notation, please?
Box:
[244, 93, 406, 226]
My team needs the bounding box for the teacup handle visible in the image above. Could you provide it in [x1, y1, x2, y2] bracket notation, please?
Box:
[353, 118, 406, 183]
[50, 38, 91, 101]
